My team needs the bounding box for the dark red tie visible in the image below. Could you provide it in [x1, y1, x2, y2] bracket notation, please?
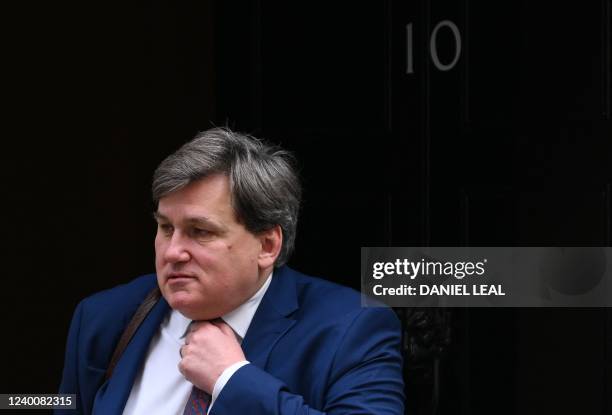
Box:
[183, 386, 211, 415]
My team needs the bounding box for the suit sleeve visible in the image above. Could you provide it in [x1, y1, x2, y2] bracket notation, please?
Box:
[210, 307, 405, 415]
[56, 300, 84, 415]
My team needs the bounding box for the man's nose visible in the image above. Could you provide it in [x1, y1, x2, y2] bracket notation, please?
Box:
[163, 232, 191, 263]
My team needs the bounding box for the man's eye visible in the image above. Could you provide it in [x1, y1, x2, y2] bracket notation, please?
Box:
[159, 224, 174, 234]
[192, 228, 212, 238]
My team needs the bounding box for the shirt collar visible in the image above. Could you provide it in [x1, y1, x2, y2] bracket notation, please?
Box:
[169, 272, 273, 341]
[221, 272, 272, 339]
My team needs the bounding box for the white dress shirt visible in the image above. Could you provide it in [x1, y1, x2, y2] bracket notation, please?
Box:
[123, 273, 272, 414]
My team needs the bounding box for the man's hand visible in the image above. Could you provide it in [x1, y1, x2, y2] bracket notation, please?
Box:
[178, 320, 246, 393]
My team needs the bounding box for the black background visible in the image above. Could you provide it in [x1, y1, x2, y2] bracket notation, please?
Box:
[1, 1, 611, 414]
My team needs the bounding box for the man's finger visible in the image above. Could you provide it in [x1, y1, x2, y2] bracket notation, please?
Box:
[213, 320, 237, 338]
[191, 320, 217, 332]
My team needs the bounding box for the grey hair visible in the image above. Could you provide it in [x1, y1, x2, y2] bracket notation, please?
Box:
[152, 127, 301, 267]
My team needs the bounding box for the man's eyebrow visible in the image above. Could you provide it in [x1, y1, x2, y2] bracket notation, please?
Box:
[152, 212, 168, 222]
[152, 212, 227, 231]
[186, 216, 227, 231]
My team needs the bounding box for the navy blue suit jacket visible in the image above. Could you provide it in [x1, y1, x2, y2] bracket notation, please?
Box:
[58, 266, 404, 414]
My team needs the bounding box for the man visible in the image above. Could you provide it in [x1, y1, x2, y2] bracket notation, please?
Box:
[58, 128, 404, 414]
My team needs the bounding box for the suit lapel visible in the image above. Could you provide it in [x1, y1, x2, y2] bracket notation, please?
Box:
[241, 267, 299, 369]
[92, 297, 170, 415]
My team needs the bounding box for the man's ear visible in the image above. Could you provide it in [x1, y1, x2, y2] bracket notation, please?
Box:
[258, 225, 283, 269]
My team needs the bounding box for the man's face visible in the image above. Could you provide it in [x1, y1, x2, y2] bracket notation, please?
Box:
[154, 174, 269, 320]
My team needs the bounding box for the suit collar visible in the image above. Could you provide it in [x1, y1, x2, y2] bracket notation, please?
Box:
[241, 266, 299, 368]
[260, 265, 299, 317]
[222, 271, 273, 339]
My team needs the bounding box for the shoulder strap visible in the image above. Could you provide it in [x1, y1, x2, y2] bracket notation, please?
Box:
[104, 286, 162, 382]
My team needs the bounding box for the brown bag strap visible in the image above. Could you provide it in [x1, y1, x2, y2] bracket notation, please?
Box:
[105, 287, 161, 382]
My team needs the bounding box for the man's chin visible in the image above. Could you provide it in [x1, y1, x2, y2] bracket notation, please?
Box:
[166, 295, 219, 320]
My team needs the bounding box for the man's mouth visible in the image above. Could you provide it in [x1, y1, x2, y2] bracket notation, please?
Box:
[167, 273, 197, 282]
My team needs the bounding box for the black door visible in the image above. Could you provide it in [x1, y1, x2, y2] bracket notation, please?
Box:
[214, 1, 612, 414]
